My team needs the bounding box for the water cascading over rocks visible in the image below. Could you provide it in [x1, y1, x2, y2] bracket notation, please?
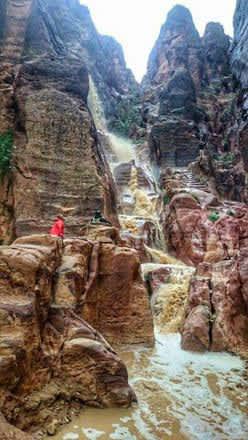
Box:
[0, 0, 248, 439]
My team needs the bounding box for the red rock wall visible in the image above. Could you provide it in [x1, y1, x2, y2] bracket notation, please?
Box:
[0, 234, 143, 436]
[162, 171, 248, 354]
[0, 0, 121, 243]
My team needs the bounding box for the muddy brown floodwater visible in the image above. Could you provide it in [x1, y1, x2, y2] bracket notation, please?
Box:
[51, 331, 248, 440]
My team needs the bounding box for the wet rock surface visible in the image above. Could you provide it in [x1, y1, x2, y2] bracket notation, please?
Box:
[55, 236, 154, 345]
[162, 170, 248, 354]
[0, 234, 153, 436]
[0, 413, 34, 440]
[141, 3, 248, 202]
[0, 1, 248, 438]
[0, 0, 136, 242]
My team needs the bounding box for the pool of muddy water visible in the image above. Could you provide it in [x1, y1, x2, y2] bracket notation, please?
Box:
[51, 331, 248, 440]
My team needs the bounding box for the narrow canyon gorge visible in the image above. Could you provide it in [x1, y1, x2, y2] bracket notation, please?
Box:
[0, 0, 247, 439]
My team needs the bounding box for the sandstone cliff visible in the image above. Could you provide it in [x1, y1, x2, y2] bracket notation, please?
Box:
[0, 233, 153, 436]
[162, 169, 248, 354]
[141, 4, 248, 202]
[0, 0, 142, 243]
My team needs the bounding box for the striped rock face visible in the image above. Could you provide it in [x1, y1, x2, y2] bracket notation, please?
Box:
[0, 234, 146, 436]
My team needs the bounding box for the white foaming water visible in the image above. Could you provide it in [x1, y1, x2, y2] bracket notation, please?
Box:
[88, 76, 107, 132]
[63, 433, 79, 440]
[108, 133, 135, 164]
[82, 429, 105, 439]
[88, 77, 136, 168]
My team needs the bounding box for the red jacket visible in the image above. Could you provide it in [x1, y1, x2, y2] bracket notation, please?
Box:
[50, 218, 64, 238]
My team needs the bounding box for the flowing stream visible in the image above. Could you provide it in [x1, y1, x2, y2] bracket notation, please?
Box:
[48, 80, 248, 440]
[52, 330, 247, 440]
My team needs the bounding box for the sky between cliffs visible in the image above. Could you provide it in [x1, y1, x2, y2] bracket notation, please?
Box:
[81, 0, 236, 82]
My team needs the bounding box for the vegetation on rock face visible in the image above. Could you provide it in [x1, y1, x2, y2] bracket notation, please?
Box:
[0, 130, 13, 178]
[208, 211, 220, 222]
[109, 94, 142, 137]
[213, 152, 235, 164]
[163, 193, 171, 205]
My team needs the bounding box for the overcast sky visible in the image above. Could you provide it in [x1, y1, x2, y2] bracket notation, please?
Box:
[81, 0, 236, 82]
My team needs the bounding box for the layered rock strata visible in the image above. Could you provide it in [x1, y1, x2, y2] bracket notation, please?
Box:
[55, 235, 154, 345]
[162, 170, 248, 354]
[0, 0, 142, 243]
[142, 4, 248, 202]
[0, 233, 154, 436]
[143, 5, 204, 168]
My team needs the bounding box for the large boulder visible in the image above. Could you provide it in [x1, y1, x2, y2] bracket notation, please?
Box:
[55, 238, 154, 345]
[0, 235, 138, 436]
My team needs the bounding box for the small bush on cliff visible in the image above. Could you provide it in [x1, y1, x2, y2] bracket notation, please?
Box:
[223, 152, 235, 164]
[0, 130, 13, 178]
[163, 193, 170, 205]
[213, 152, 235, 164]
[208, 211, 220, 223]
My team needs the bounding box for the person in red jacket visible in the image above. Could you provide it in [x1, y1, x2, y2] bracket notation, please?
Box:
[50, 215, 65, 239]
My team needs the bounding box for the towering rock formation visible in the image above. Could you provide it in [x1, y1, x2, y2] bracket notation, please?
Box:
[146, 2, 248, 354]
[0, 0, 141, 243]
[232, 0, 248, 88]
[228, 0, 248, 195]
[143, 5, 204, 168]
[22, 0, 140, 134]
[141, 4, 248, 202]
[202, 22, 230, 81]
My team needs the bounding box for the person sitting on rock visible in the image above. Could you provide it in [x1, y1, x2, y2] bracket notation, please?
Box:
[91, 210, 112, 226]
[50, 215, 65, 238]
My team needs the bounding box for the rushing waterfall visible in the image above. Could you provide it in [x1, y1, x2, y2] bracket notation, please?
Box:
[88, 76, 107, 132]
[108, 133, 135, 164]
[51, 78, 248, 440]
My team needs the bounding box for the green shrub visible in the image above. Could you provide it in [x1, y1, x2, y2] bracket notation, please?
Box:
[163, 193, 170, 205]
[223, 152, 235, 163]
[0, 130, 13, 178]
[213, 152, 235, 164]
[208, 211, 220, 223]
